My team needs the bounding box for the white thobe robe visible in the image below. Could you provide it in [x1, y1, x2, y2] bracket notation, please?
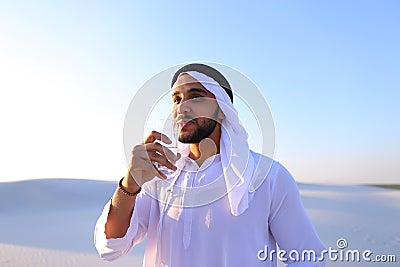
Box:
[94, 151, 326, 266]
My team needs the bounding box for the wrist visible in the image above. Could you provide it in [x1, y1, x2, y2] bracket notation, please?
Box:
[119, 177, 141, 197]
[123, 171, 141, 191]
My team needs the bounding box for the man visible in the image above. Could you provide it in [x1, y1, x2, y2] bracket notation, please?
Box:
[94, 63, 326, 266]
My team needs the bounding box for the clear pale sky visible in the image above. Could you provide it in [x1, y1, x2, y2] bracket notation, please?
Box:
[0, 1, 399, 184]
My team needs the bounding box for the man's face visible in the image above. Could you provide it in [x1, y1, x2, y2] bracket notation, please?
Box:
[171, 74, 223, 144]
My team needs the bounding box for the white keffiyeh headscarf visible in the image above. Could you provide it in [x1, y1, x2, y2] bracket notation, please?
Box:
[174, 71, 255, 216]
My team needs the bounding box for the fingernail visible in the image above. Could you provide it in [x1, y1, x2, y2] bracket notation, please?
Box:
[163, 136, 172, 144]
[175, 153, 181, 160]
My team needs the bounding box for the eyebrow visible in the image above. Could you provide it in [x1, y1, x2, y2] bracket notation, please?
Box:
[171, 87, 208, 97]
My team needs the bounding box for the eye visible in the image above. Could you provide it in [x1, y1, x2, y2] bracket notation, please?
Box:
[173, 97, 181, 104]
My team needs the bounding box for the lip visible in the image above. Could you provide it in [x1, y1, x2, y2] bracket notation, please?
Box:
[178, 119, 196, 129]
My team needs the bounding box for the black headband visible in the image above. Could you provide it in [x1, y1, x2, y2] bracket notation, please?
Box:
[171, 63, 233, 103]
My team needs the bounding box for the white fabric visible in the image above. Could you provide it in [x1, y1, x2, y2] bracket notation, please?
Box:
[175, 71, 255, 216]
[94, 153, 326, 266]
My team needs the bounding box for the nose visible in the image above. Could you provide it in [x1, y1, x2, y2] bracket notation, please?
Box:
[176, 99, 191, 115]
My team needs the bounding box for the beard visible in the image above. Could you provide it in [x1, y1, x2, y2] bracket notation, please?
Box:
[178, 108, 219, 144]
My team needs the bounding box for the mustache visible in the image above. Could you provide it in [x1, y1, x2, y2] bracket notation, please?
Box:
[175, 114, 196, 123]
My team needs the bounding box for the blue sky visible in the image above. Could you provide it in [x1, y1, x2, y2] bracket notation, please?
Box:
[0, 1, 399, 184]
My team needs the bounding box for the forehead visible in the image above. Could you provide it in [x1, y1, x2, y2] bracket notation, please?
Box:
[171, 74, 214, 96]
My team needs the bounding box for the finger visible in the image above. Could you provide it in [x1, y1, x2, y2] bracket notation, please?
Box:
[144, 160, 168, 180]
[152, 162, 168, 180]
[147, 151, 178, 172]
[144, 130, 172, 144]
[131, 159, 167, 180]
[144, 142, 180, 162]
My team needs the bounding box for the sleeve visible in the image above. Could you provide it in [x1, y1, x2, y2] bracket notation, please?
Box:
[268, 162, 326, 266]
[93, 190, 151, 261]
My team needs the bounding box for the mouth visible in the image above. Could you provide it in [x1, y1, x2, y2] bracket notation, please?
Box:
[177, 118, 196, 129]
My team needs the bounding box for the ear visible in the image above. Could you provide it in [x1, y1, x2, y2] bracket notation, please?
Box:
[217, 109, 225, 121]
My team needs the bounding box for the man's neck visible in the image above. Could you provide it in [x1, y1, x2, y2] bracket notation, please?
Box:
[189, 138, 219, 167]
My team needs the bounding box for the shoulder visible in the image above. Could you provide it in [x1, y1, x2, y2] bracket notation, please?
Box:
[249, 150, 297, 193]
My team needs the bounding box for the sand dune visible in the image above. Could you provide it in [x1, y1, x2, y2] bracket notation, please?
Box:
[1, 179, 399, 266]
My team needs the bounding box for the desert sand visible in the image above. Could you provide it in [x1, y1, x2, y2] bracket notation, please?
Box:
[0, 179, 398, 267]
